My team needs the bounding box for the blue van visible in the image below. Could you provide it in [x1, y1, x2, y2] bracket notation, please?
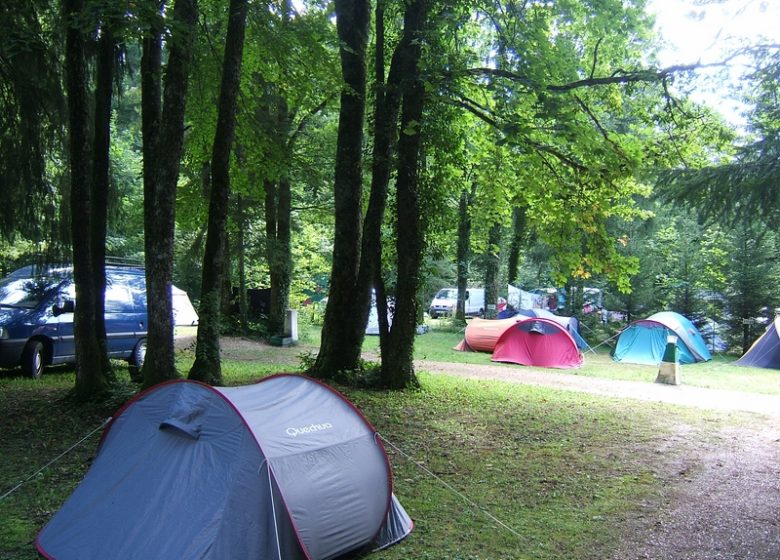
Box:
[0, 264, 147, 378]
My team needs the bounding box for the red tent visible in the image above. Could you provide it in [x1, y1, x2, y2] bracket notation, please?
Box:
[491, 317, 583, 369]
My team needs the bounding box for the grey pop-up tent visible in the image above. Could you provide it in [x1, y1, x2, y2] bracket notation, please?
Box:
[36, 375, 413, 560]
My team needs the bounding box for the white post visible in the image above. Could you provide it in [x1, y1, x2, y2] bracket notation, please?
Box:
[285, 309, 298, 343]
[655, 334, 680, 385]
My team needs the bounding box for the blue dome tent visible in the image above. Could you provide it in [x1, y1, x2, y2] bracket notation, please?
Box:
[37, 375, 412, 560]
[612, 311, 712, 365]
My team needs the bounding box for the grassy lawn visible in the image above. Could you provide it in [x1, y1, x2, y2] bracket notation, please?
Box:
[0, 323, 775, 559]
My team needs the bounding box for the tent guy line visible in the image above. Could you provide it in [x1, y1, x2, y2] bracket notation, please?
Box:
[0, 417, 111, 502]
[378, 433, 525, 541]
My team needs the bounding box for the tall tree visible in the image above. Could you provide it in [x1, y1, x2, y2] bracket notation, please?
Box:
[310, 0, 428, 384]
[91, 10, 119, 378]
[483, 222, 502, 318]
[258, 80, 294, 337]
[381, 0, 427, 387]
[309, 0, 370, 378]
[724, 222, 780, 353]
[361, 0, 429, 367]
[142, 0, 198, 387]
[63, 0, 110, 399]
[455, 182, 476, 321]
[506, 206, 528, 287]
[189, 0, 249, 385]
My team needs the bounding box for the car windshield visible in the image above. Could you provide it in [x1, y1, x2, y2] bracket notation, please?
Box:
[436, 289, 458, 299]
[0, 269, 69, 309]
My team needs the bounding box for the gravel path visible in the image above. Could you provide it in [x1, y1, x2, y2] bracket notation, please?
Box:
[416, 359, 780, 559]
[415, 360, 780, 417]
[612, 425, 780, 560]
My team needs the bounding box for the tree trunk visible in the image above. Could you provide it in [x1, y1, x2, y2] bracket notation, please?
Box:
[236, 194, 249, 335]
[269, 177, 292, 335]
[381, 0, 427, 389]
[483, 222, 502, 318]
[265, 178, 292, 336]
[507, 206, 527, 286]
[140, 2, 163, 383]
[362, 0, 427, 365]
[143, 0, 197, 388]
[309, 0, 370, 380]
[189, 0, 249, 385]
[64, 0, 109, 400]
[91, 23, 115, 379]
[456, 183, 476, 321]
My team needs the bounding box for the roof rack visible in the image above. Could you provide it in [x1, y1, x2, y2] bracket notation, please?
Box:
[106, 256, 145, 268]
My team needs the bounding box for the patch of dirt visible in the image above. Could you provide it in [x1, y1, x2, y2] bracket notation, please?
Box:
[611, 423, 780, 560]
[176, 335, 316, 364]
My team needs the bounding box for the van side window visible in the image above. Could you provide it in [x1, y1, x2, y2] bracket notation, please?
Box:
[465, 290, 470, 300]
[105, 286, 135, 313]
[131, 289, 147, 312]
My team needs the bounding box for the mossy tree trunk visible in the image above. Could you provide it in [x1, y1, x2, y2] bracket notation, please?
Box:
[64, 0, 110, 400]
[143, 0, 197, 387]
[381, 0, 427, 389]
[189, 0, 248, 385]
[309, 0, 370, 379]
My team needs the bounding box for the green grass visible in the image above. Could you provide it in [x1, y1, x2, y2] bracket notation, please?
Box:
[0, 323, 774, 559]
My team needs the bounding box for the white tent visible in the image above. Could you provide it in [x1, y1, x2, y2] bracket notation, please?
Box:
[172, 285, 199, 326]
[507, 284, 543, 309]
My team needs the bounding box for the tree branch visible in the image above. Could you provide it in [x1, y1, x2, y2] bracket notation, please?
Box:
[288, 95, 333, 148]
[454, 46, 780, 93]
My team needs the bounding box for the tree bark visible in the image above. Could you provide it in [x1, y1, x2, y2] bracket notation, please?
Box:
[140, 3, 163, 378]
[91, 22, 115, 379]
[507, 206, 527, 287]
[189, 0, 249, 385]
[381, 0, 427, 389]
[309, 0, 370, 379]
[236, 194, 249, 335]
[64, 0, 109, 400]
[483, 222, 502, 318]
[266, 177, 292, 336]
[361, 0, 428, 366]
[456, 183, 476, 321]
[261, 89, 293, 337]
[143, 0, 197, 388]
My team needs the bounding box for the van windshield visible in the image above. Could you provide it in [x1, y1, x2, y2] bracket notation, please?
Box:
[435, 289, 458, 299]
[0, 273, 67, 309]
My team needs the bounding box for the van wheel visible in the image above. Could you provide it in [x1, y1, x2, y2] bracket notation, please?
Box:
[128, 339, 146, 382]
[22, 341, 45, 379]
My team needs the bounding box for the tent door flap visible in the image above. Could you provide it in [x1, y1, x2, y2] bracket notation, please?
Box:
[159, 418, 202, 440]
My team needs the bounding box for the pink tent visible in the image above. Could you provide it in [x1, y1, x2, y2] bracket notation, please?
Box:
[491, 317, 583, 369]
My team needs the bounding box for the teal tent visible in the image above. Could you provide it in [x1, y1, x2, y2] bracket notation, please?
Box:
[612, 311, 712, 365]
